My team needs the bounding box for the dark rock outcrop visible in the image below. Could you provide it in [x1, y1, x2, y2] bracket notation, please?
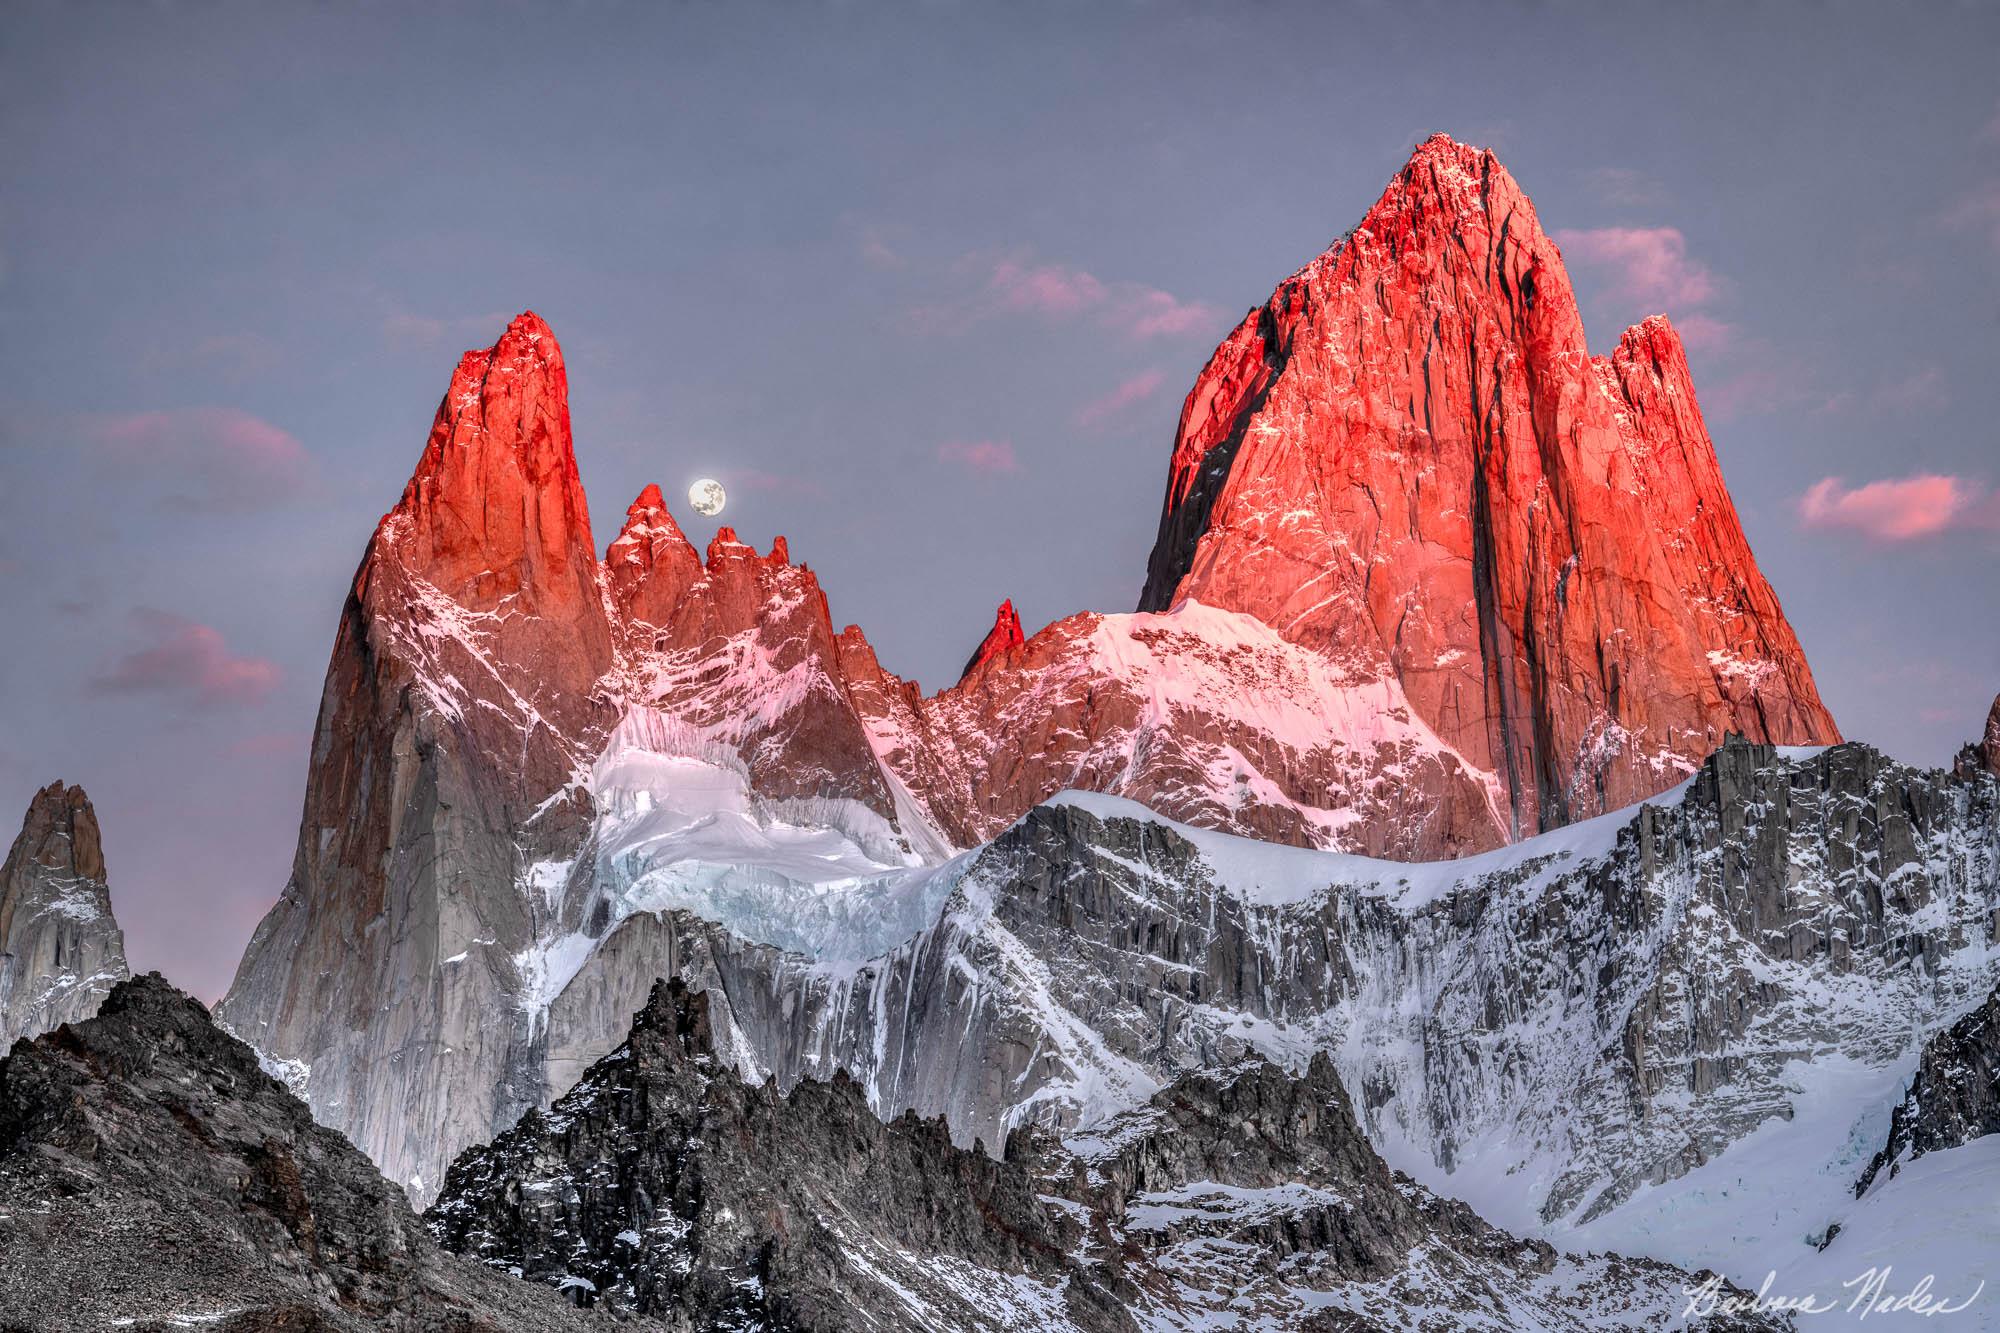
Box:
[430, 979, 1775, 1331]
[0, 781, 126, 1048]
[1857, 980, 2000, 1195]
[429, 978, 1123, 1331]
[0, 974, 630, 1332]
[1954, 692, 2000, 780]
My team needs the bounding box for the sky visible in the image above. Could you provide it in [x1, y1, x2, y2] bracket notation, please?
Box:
[2, 3, 1997, 1002]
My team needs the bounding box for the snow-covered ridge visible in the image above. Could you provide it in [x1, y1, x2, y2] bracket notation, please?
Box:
[521, 740, 1997, 1322]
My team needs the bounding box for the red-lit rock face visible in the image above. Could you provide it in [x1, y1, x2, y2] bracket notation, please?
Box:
[1136, 135, 1837, 838]
[960, 599, 1025, 681]
[609, 511, 901, 823]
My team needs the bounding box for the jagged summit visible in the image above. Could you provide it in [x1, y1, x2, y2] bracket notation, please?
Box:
[959, 597, 1024, 680]
[0, 780, 127, 1047]
[606, 481, 701, 626]
[389, 310, 598, 612]
[1135, 134, 1838, 838]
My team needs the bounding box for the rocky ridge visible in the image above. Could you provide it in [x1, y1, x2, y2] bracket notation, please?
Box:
[427, 977, 1775, 1331]
[0, 973, 630, 1332]
[1856, 978, 2000, 1196]
[0, 781, 126, 1049]
[534, 738, 1998, 1275]
[1956, 692, 2000, 779]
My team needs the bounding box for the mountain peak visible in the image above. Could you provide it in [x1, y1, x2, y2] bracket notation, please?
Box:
[3, 778, 127, 1047]
[606, 482, 701, 626]
[1136, 138, 1836, 838]
[386, 312, 597, 615]
[17, 779, 104, 881]
[960, 598, 1025, 680]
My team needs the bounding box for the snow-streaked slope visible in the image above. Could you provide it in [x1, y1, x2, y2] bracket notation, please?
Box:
[528, 740, 1998, 1317]
[883, 600, 1516, 858]
[1778, 1137, 2000, 1327]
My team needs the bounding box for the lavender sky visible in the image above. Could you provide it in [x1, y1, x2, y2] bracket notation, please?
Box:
[2, 3, 1997, 1001]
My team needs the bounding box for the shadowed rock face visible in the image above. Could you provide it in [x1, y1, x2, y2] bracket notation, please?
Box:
[1858, 980, 2000, 1196]
[0, 781, 126, 1048]
[0, 974, 628, 1332]
[1955, 692, 2000, 779]
[215, 312, 625, 1205]
[427, 978, 1126, 1332]
[1137, 134, 1838, 840]
[427, 979, 1775, 1332]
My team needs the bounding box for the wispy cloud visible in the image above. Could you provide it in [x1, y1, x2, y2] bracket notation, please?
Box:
[381, 309, 517, 350]
[988, 258, 1107, 318]
[1551, 224, 1775, 416]
[1075, 368, 1168, 430]
[937, 440, 1019, 475]
[1552, 226, 1722, 310]
[917, 251, 1223, 342]
[89, 609, 282, 709]
[81, 407, 315, 512]
[1873, 367, 1951, 414]
[1798, 474, 1996, 542]
[1943, 182, 2000, 254]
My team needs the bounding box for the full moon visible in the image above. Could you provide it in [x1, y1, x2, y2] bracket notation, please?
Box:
[688, 478, 726, 517]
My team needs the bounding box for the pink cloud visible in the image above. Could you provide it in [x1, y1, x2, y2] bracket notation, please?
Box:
[1112, 288, 1219, 339]
[858, 225, 904, 270]
[1797, 474, 1993, 542]
[1552, 226, 1721, 310]
[1671, 312, 1737, 353]
[1075, 369, 1168, 429]
[937, 440, 1019, 475]
[987, 259, 1107, 317]
[381, 309, 518, 350]
[924, 252, 1220, 341]
[90, 610, 282, 708]
[83, 407, 313, 511]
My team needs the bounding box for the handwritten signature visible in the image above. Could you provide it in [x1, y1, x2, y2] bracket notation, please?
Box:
[1682, 1268, 1986, 1321]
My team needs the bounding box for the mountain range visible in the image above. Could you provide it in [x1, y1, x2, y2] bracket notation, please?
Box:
[2, 135, 1994, 1330]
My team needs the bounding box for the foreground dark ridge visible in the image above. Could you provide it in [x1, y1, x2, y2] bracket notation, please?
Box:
[0, 974, 636, 1332]
[425, 977, 1782, 1331]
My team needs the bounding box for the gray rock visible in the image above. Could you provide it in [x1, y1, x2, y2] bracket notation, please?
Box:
[0, 973, 638, 1332]
[429, 979, 1781, 1331]
[537, 739, 1999, 1234]
[0, 781, 126, 1049]
[1857, 979, 2000, 1195]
